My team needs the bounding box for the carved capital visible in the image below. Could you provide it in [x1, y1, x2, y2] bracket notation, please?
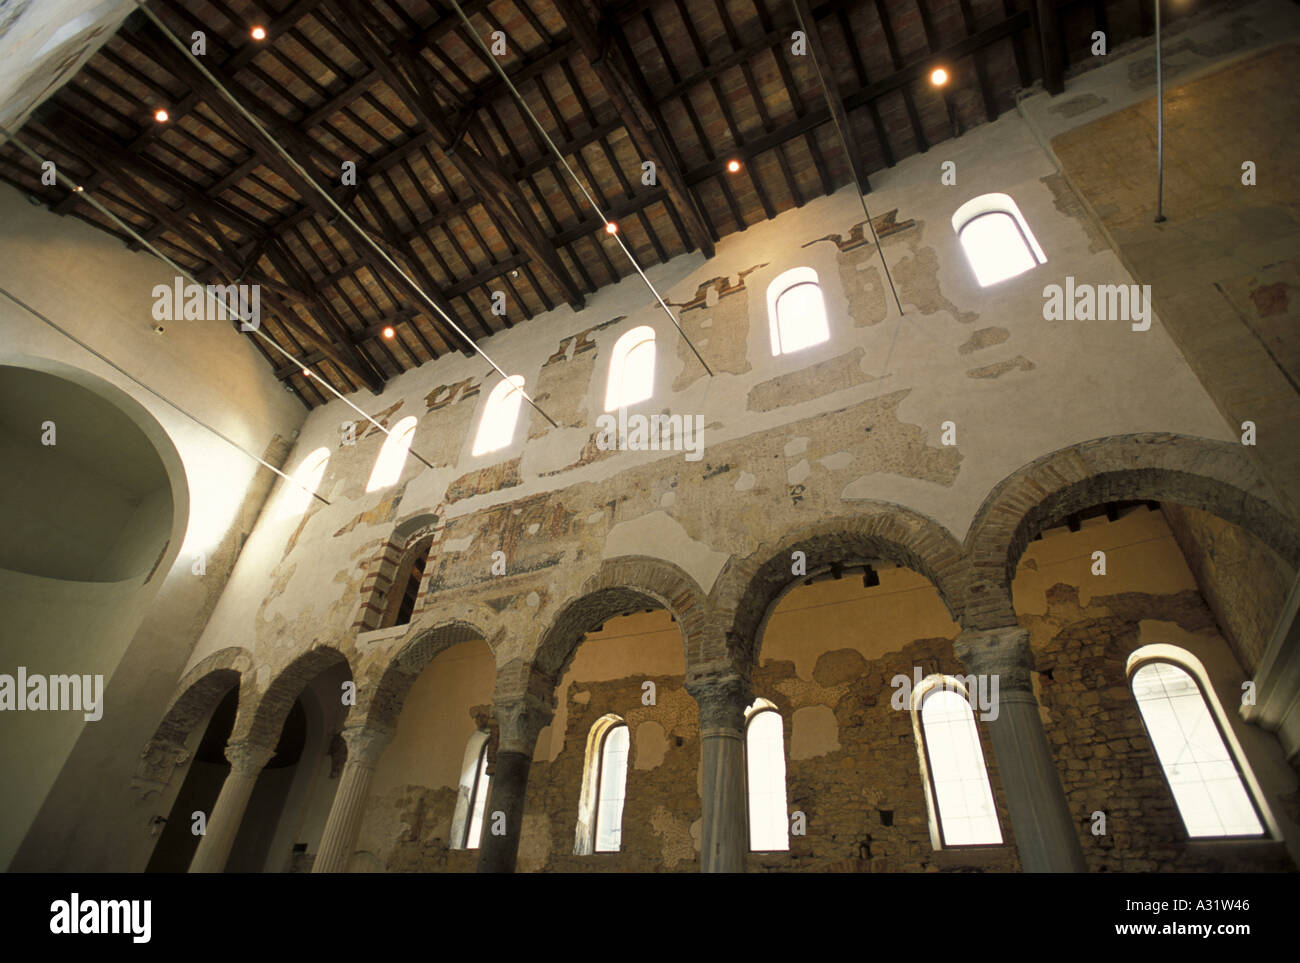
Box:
[686, 673, 752, 731]
[954, 626, 1033, 692]
[224, 741, 276, 776]
[340, 724, 393, 768]
[492, 693, 554, 753]
[130, 738, 191, 801]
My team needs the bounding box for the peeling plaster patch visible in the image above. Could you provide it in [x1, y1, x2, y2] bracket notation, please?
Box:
[516, 813, 552, 874]
[527, 523, 540, 535]
[333, 489, 404, 537]
[670, 264, 763, 391]
[635, 720, 667, 770]
[774, 676, 848, 710]
[957, 326, 1011, 355]
[1250, 281, 1289, 318]
[966, 355, 1036, 379]
[526, 591, 540, 608]
[651, 805, 696, 868]
[805, 211, 916, 328]
[571, 689, 591, 705]
[894, 244, 978, 323]
[784, 437, 809, 457]
[791, 705, 841, 760]
[1048, 92, 1108, 118]
[603, 510, 730, 594]
[538, 429, 621, 475]
[1041, 173, 1109, 254]
[819, 451, 852, 471]
[661, 491, 676, 509]
[441, 534, 476, 553]
[445, 458, 521, 504]
[787, 459, 810, 485]
[735, 471, 756, 492]
[747, 346, 875, 412]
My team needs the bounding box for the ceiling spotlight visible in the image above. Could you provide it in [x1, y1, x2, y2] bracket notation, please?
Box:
[301, 368, 311, 377]
[251, 25, 267, 40]
[726, 159, 741, 173]
[930, 67, 949, 87]
[604, 221, 618, 235]
[153, 108, 170, 123]
[381, 326, 396, 339]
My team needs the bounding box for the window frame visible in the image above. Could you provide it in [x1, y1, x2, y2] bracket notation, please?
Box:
[1126, 652, 1270, 841]
[766, 266, 830, 357]
[950, 192, 1047, 288]
[912, 675, 1003, 850]
[471, 374, 526, 457]
[463, 737, 491, 850]
[277, 446, 331, 520]
[591, 720, 630, 854]
[605, 325, 657, 412]
[743, 698, 791, 853]
[365, 415, 419, 492]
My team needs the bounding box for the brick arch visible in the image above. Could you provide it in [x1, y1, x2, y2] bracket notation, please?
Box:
[964, 433, 1300, 629]
[152, 647, 252, 747]
[357, 615, 497, 730]
[234, 645, 353, 748]
[710, 506, 968, 670]
[532, 555, 709, 680]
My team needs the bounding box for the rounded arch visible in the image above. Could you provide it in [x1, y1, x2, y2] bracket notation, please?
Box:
[152, 647, 253, 747]
[358, 615, 497, 730]
[236, 646, 353, 748]
[963, 433, 1300, 629]
[710, 506, 968, 670]
[533, 555, 709, 680]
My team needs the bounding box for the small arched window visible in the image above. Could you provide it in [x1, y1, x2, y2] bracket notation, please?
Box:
[912, 676, 1002, 847]
[459, 734, 491, 850]
[471, 375, 526, 457]
[951, 193, 1046, 287]
[365, 416, 418, 492]
[575, 714, 629, 854]
[381, 538, 431, 628]
[605, 325, 656, 411]
[745, 698, 790, 852]
[277, 446, 330, 519]
[1128, 645, 1267, 838]
[767, 267, 829, 356]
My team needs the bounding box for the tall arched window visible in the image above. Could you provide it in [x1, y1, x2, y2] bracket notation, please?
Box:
[1127, 645, 1267, 838]
[277, 446, 330, 519]
[951, 193, 1046, 287]
[365, 415, 418, 492]
[912, 676, 1003, 847]
[451, 733, 492, 850]
[767, 267, 829, 356]
[745, 698, 790, 852]
[605, 325, 656, 411]
[471, 375, 526, 456]
[575, 714, 629, 854]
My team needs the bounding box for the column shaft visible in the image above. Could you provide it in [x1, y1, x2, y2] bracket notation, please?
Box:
[688, 674, 751, 873]
[312, 726, 391, 873]
[188, 743, 274, 873]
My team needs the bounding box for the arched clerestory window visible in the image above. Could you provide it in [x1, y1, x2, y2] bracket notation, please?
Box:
[471, 375, 525, 457]
[745, 698, 790, 852]
[766, 267, 829, 356]
[575, 714, 629, 854]
[951, 192, 1046, 287]
[277, 447, 330, 519]
[1127, 645, 1268, 838]
[911, 675, 1003, 848]
[605, 325, 656, 411]
[365, 416, 419, 492]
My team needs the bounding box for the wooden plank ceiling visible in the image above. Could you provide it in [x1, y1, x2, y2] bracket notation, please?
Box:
[0, 0, 1193, 407]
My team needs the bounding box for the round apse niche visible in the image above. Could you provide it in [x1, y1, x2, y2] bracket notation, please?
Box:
[0, 364, 175, 583]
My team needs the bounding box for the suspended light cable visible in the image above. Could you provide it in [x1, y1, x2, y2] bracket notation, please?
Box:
[445, 0, 714, 377]
[129, 0, 559, 428]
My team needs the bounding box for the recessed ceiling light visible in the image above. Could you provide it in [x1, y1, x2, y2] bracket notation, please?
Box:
[604, 221, 618, 235]
[382, 326, 395, 339]
[726, 159, 741, 173]
[153, 108, 170, 123]
[251, 26, 267, 40]
[930, 67, 949, 86]
[301, 368, 311, 377]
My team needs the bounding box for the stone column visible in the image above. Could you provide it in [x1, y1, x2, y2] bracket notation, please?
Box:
[477, 693, 553, 874]
[687, 674, 752, 873]
[188, 741, 275, 873]
[312, 725, 393, 873]
[954, 627, 1087, 872]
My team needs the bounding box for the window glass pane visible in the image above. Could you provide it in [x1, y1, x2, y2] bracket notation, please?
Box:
[958, 212, 1037, 287]
[466, 746, 491, 849]
[366, 416, 418, 492]
[746, 710, 790, 851]
[594, 724, 629, 852]
[1131, 662, 1263, 837]
[921, 688, 1002, 846]
[606, 326, 656, 410]
[774, 282, 830, 354]
[277, 447, 330, 519]
[472, 375, 525, 456]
